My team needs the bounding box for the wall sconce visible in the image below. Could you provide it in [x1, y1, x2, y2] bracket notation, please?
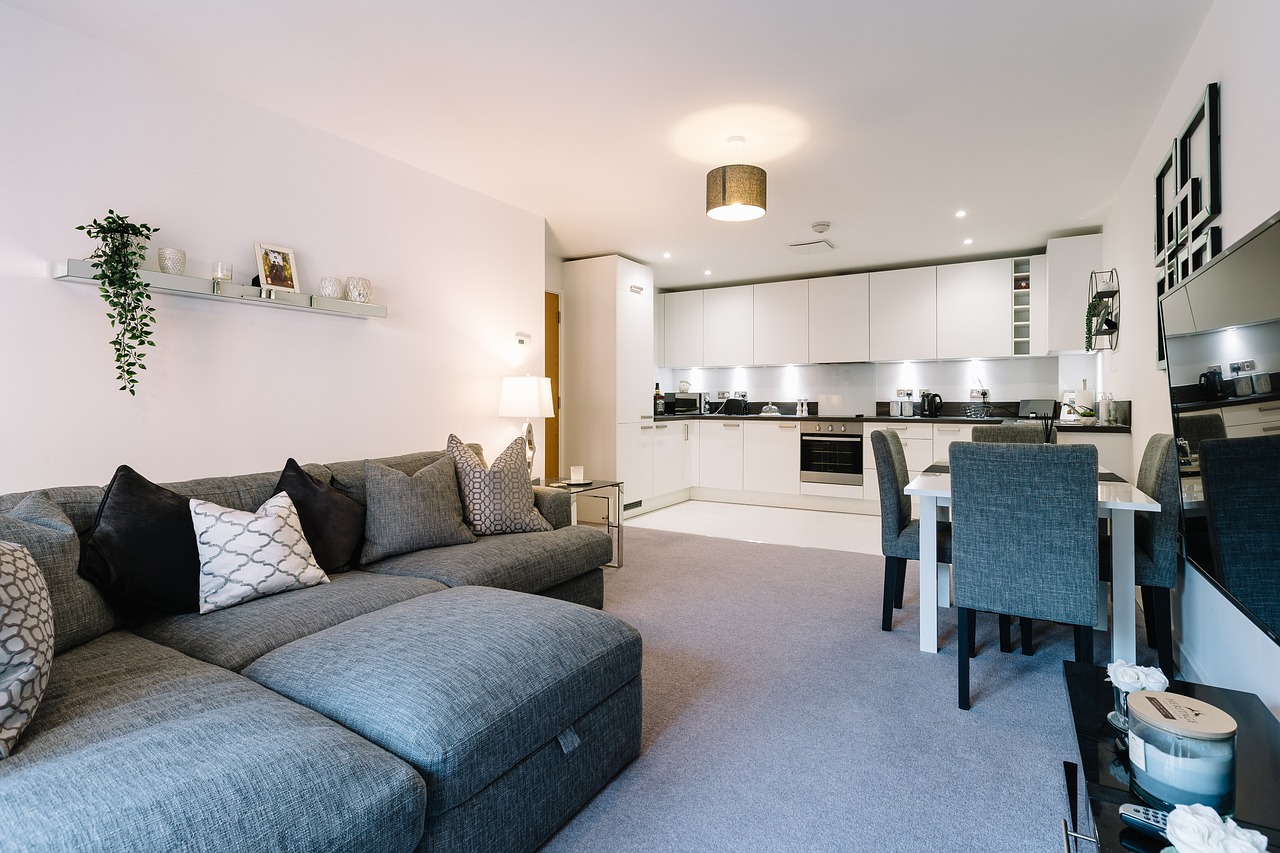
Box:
[514, 331, 532, 347]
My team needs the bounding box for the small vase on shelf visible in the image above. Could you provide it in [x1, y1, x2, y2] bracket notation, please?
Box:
[345, 276, 372, 303]
[157, 247, 186, 275]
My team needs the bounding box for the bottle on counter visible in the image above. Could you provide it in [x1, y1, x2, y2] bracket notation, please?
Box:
[653, 383, 665, 416]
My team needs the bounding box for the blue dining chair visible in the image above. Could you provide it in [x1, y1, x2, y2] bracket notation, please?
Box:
[870, 429, 952, 631]
[1177, 412, 1226, 456]
[1200, 435, 1280, 634]
[949, 442, 1099, 709]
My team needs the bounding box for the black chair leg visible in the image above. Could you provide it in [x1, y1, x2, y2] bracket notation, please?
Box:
[1074, 625, 1094, 665]
[998, 614, 1014, 653]
[1021, 618, 1034, 656]
[893, 557, 907, 608]
[1152, 587, 1176, 676]
[967, 610, 977, 658]
[881, 557, 899, 631]
[1141, 586, 1158, 649]
[958, 607, 972, 710]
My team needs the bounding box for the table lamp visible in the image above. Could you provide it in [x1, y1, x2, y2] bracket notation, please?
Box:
[499, 375, 555, 476]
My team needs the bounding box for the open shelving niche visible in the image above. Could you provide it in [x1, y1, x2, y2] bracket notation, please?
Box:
[52, 259, 388, 319]
[1011, 257, 1032, 355]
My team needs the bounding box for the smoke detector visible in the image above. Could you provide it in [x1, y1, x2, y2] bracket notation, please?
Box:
[811, 221, 831, 234]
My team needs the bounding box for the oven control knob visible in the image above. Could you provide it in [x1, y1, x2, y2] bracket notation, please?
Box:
[826, 424, 834, 432]
[840, 424, 846, 432]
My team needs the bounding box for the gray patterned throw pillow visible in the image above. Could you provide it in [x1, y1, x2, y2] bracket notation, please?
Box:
[190, 492, 330, 614]
[0, 541, 54, 759]
[360, 458, 476, 563]
[447, 434, 553, 535]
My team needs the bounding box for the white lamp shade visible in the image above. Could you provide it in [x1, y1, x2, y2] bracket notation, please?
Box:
[499, 375, 555, 419]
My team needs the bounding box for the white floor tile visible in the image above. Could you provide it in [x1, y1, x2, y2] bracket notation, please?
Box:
[627, 500, 882, 556]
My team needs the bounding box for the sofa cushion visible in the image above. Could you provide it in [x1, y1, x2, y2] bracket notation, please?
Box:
[448, 434, 552, 535]
[0, 492, 116, 653]
[0, 542, 54, 759]
[361, 458, 475, 564]
[191, 493, 330, 614]
[327, 449, 466, 506]
[133, 570, 446, 671]
[0, 631, 426, 852]
[242, 586, 642, 817]
[366, 524, 612, 596]
[78, 466, 200, 618]
[274, 457, 365, 572]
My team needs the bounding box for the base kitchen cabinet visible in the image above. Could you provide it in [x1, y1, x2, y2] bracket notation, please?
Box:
[616, 422, 655, 505]
[652, 422, 687, 496]
[743, 421, 801, 494]
[699, 421, 744, 490]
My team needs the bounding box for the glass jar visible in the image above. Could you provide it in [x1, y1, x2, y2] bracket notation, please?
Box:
[1127, 691, 1237, 814]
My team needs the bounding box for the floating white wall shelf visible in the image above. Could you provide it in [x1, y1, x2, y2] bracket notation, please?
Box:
[52, 259, 388, 319]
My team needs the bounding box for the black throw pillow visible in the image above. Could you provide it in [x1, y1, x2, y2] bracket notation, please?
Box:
[78, 465, 200, 618]
[273, 458, 365, 572]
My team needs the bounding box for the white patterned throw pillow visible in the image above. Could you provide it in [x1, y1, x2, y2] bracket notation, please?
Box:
[1, 541, 54, 759]
[447, 434, 553, 535]
[190, 492, 330, 614]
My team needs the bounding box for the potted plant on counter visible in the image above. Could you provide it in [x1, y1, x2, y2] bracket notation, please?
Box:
[76, 210, 159, 395]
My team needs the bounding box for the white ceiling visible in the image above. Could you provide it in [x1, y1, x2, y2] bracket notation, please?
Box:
[8, 0, 1213, 289]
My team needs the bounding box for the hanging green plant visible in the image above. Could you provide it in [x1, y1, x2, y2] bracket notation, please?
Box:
[76, 210, 159, 395]
[1084, 296, 1104, 352]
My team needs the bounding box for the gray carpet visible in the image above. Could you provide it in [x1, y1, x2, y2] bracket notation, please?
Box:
[544, 526, 1155, 852]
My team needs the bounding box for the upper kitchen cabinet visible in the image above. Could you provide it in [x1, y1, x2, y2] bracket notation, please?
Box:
[808, 273, 870, 363]
[1046, 234, 1103, 353]
[1014, 254, 1048, 356]
[752, 279, 808, 365]
[936, 258, 1013, 359]
[664, 289, 704, 368]
[869, 266, 937, 361]
[653, 292, 666, 368]
[702, 285, 754, 366]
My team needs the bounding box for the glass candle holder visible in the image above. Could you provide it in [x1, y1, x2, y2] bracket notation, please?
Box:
[212, 262, 233, 282]
[345, 276, 372, 303]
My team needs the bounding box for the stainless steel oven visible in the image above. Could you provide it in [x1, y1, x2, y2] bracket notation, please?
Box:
[799, 421, 864, 485]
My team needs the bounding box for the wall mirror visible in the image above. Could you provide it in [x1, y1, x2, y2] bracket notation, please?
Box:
[1160, 208, 1280, 643]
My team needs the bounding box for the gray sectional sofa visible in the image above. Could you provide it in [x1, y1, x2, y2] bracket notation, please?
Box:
[0, 449, 642, 853]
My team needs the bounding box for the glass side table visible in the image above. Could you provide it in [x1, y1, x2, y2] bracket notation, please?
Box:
[544, 479, 623, 568]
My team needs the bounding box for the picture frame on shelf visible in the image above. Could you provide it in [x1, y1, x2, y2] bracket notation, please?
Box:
[253, 241, 298, 293]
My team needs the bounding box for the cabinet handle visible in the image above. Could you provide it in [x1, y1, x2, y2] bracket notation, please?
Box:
[938, 426, 960, 433]
[629, 284, 645, 294]
[683, 424, 689, 440]
[723, 423, 740, 428]
[640, 414, 653, 420]
[640, 425, 655, 430]
[655, 424, 668, 429]
[889, 425, 907, 431]
[1260, 404, 1280, 413]
[1264, 424, 1280, 433]
[779, 424, 797, 429]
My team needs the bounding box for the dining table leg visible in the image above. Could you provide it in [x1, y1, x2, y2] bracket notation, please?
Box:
[919, 494, 939, 653]
[1109, 508, 1137, 662]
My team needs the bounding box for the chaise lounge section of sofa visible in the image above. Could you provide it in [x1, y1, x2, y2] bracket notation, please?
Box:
[0, 447, 641, 852]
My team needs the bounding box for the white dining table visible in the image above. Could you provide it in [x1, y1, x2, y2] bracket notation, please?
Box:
[904, 462, 1160, 662]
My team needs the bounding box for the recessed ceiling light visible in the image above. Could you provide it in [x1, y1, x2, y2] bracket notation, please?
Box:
[704, 269, 712, 276]
[963, 238, 973, 245]
[955, 210, 967, 218]
[663, 252, 671, 259]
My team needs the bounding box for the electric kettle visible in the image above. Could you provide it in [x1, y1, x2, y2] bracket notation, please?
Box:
[921, 392, 944, 418]
[1199, 369, 1229, 400]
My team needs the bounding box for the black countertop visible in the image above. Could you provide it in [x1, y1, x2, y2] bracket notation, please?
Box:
[654, 413, 1130, 433]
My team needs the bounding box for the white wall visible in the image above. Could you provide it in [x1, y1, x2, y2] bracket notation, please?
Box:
[0, 7, 548, 491]
[1101, 0, 1280, 710]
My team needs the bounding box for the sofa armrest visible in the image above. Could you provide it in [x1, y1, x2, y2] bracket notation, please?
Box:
[533, 486, 572, 529]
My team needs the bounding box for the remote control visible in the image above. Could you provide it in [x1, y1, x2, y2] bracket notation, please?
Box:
[1118, 803, 1169, 839]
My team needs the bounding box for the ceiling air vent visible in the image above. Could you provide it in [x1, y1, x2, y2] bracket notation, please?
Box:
[788, 239, 836, 254]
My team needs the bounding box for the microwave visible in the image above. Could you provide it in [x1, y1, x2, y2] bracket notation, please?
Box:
[664, 392, 705, 415]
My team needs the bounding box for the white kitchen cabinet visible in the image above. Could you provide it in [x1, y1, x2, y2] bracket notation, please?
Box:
[651, 422, 686, 496]
[743, 421, 801, 494]
[653, 293, 666, 368]
[936, 259, 1012, 359]
[1221, 401, 1280, 436]
[616, 422, 655, 504]
[1057, 431, 1134, 483]
[932, 423, 975, 459]
[698, 420, 744, 490]
[664, 289, 704, 368]
[1011, 254, 1049, 357]
[702, 285, 754, 366]
[869, 266, 937, 361]
[752, 279, 808, 365]
[1046, 234, 1103, 353]
[562, 255, 655, 489]
[808, 273, 870, 363]
[681, 420, 700, 488]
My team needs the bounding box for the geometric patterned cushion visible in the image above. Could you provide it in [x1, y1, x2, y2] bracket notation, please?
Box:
[447, 435, 552, 536]
[0, 541, 54, 759]
[360, 458, 476, 564]
[189, 492, 329, 615]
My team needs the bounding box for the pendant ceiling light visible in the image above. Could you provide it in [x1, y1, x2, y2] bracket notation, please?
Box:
[706, 136, 766, 221]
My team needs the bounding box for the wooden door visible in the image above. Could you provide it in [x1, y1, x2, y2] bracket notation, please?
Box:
[544, 291, 560, 479]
